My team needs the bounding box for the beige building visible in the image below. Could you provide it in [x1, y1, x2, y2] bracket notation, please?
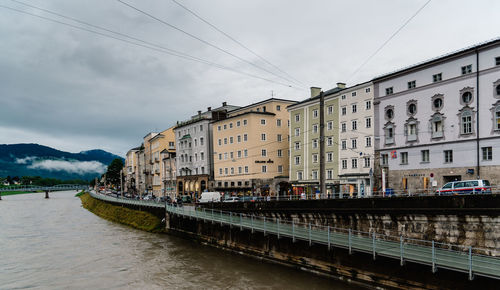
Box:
[142, 132, 158, 195]
[212, 98, 296, 196]
[149, 127, 176, 197]
[124, 146, 140, 194]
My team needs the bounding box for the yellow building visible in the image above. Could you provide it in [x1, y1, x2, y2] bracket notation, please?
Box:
[148, 126, 176, 197]
[212, 98, 296, 196]
[124, 146, 140, 194]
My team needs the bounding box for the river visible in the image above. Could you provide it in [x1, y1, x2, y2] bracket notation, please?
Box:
[0, 191, 357, 289]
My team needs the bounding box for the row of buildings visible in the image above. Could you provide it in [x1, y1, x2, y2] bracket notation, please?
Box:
[124, 38, 500, 198]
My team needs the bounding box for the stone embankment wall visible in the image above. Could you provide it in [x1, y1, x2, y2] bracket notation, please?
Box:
[203, 195, 500, 255]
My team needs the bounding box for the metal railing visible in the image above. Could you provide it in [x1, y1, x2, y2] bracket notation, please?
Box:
[166, 205, 500, 280]
[0, 184, 88, 192]
[89, 191, 164, 208]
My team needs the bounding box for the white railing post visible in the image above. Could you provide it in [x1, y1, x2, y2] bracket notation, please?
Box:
[211, 209, 214, 224]
[400, 235, 404, 266]
[277, 218, 280, 239]
[308, 223, 312, 246]
[251, 215, 254, 233]
[469, 246, 473, 280]
[230, 212, 232, 228]
[348, 229, 352, 254]
[327, 226, 331, 250]
[292, 220, 295, 243]
[220, 210, 223, 226]
[432, 240, 436, 273]
[240, 213, 243, 231]
[372, 232, 376, 260]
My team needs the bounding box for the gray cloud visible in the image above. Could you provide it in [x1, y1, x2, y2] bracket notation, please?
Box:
[28, 159, 107, 175]
[15, 156, 37, 164]
[0, 0, 499, 156]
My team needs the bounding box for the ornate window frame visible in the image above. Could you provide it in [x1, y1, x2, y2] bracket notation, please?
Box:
[459, 87, 474, 106]
[406, 99, 418, 117]
[384, 105, 395, 122]
[457, 106, 475, 137]
[431, 93, 444, 112]
[404, 117, 419, 143]
[494, 79, 500, 99]
[490, 100, 500, 134]
[429, 112, 446, 141]
[383, 121, 396, 146]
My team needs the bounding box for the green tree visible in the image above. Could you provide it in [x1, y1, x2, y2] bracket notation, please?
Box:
[105, 158, 124, 187]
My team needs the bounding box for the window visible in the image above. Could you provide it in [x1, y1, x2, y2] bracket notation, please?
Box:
[229, 137, 234, 144]
[386, 87, 394, 95]
[219, 168, 223, 175]
[312, 139, 318, 148]
[365, 137, 372, 147]
[218, 139, 222, 146]
[262, 165, 267, 173]
[327, 137, 333, 146]
[276, 119, 282, 126]
[408, 80, 416, 89]
[313, 109, 318, 118]
[295, 142, 300, 150]
[496, 106, 500, 130]
[236, 121, 241, 127]
[496, 57, 500, 66]
[244, 166, 249, 173]
[408, 103, 417, 115]
[276, 105, 281, 111]
[364, 157, 370, 168]
[311, 124, 318, 134]
[229, 123, 233, 129]
[482, 147, 492, 161]
[461, 110, 473, 134]
[386, 108, 394, 120]
[328, 106, 333, 115]
[218, 153, 222, 160]
[225, 168, 228, 175]
[444, 150, 453, 163]
[421, 150, 430, 162]
[237, 151, 242, 158]
[327, 121, 333, 130]
[327, 170, 333, 180]
[433, 98, 443, 110]
[277, 134, 282, 142]
[217, 125, 221, 131]
[261, 133, 266, 141]
[342, 159, 348, 169]
[294, 156, 301, 165]
[312, 170, 318, 180]
[341, 140, 347, 150]
[381, 154, 388, 166]
[351, 120, 357, 131]
[244, 134, 248, 141]
[352, 91, 357, 97]
[224, 153, 228, 160]
[462, 91, 473, 104]
[243, 119, 248, 126]
[261, 149, 267, 157]
[201, 152, 204, 160]
[406, 122, 417, 142]
[238, 167, 242, 174]
[366, 100, 371, 110]
[278, 165, 283, 173]
[200, 138, 204, 146]
[365, 87, 371, 93]
[230, 152, 234, 159]
[352, 158, 358, 168]
[385, 124, 394, 145]
[401, 152, 408, 165]
[497, 85, 500, 96]
[433, 73, 442, 82]
[461, 64, 472, 75]
[297, 171, 303, 180]
[261, 119, 266, 125]
[341, 123, 346, 132]
[231, 167, 234, 175]
[244, 149, 248, 157]
[277, 149, 283, 157]
[224, 138, 228, 145]
[341, 107, 347, 115]
[327, 152, 333, 162]
[351, 139, 357, 149]
[365, 118, 371, 128]
[312, 154, 318, 163]
[295, 114, 300, 122]
[432, 115, 444, 138]
[352, 104, 357, 113]
[237, 135, 241, 143]
[341, 94, 346, 100]
[223, 124, 227, 130]
[295, 128, 300, 136]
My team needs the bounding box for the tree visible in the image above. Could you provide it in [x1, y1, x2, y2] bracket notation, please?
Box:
[105, 158, 124, 187]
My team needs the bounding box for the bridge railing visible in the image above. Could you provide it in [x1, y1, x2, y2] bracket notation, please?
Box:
[166, 205, 500, 280]
[89, 191, 164, 208]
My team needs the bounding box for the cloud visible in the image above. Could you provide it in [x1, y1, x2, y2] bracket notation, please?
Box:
[28, 159, 107, 175]
[15, 156, 37, 164]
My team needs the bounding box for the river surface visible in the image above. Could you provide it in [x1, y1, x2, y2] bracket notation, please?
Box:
[0, 191, 357, 289]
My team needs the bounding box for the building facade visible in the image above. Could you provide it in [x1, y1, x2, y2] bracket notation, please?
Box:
[161, 148, 176, 198]
[374, 39, 500, 192]
[338, 82, 375, 196]
[124, 146, 140, 194]
[213, 98, 296, 196]
[288, 86, 342, 197]
[149, 127, 176, 197]
[143, 132, 158, 195]
[175, 102, 239, 199]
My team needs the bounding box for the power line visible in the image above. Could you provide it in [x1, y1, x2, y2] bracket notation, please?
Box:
[0, 3, 296, 88]
[116, 0, 304, 88]
[347, 0, 432, 82]
[170, 0, 305, 86]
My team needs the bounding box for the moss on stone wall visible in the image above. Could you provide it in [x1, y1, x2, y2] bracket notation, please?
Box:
[79, 193, 163, 232]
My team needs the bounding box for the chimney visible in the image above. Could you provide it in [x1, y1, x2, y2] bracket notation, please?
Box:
[222, 101, 227, 107]
[337, 82, 346, 89]
[197, 110, 202, 117]
[207, 106, 212, 111]
[310, 87, 321, 98]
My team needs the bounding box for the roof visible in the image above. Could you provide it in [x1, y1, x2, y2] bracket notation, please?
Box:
[229, 98, 297, 114]
[372, 37, 500, 82]
[211, 111, 275, 123]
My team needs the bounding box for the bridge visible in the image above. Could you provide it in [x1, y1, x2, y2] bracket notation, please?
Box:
[88, 191, 500, 282]
[0, 184, 89, 199]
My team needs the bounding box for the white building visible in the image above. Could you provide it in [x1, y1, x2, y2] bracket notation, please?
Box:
[338, 81, 375, 196]
[374, 38, 500, 192]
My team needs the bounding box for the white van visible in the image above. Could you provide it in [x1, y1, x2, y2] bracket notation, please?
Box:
[436, 180, 492, 195]
[198, 192, 221, 203]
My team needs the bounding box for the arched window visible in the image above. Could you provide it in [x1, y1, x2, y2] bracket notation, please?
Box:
[496, 85, 500, 96]
[461, 110, 473, 134]
[462, 91, 473, 104]
[496, 105, 500, 130]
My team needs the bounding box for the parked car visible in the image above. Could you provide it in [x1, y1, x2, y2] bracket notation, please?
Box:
[223, 196, 240, 203]
[198, 192, 221, 203]
[436, 180, 492, 195]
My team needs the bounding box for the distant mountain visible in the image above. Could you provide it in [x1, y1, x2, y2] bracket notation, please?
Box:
[0, 143, 123, 181]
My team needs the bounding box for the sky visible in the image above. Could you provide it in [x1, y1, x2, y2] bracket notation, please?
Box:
[1, 0, 499, 156]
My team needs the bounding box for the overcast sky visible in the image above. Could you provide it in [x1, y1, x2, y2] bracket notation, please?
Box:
[1, 0, 499, 156]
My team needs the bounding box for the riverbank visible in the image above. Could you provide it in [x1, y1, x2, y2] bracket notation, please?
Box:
[79, 193, 164, 232]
